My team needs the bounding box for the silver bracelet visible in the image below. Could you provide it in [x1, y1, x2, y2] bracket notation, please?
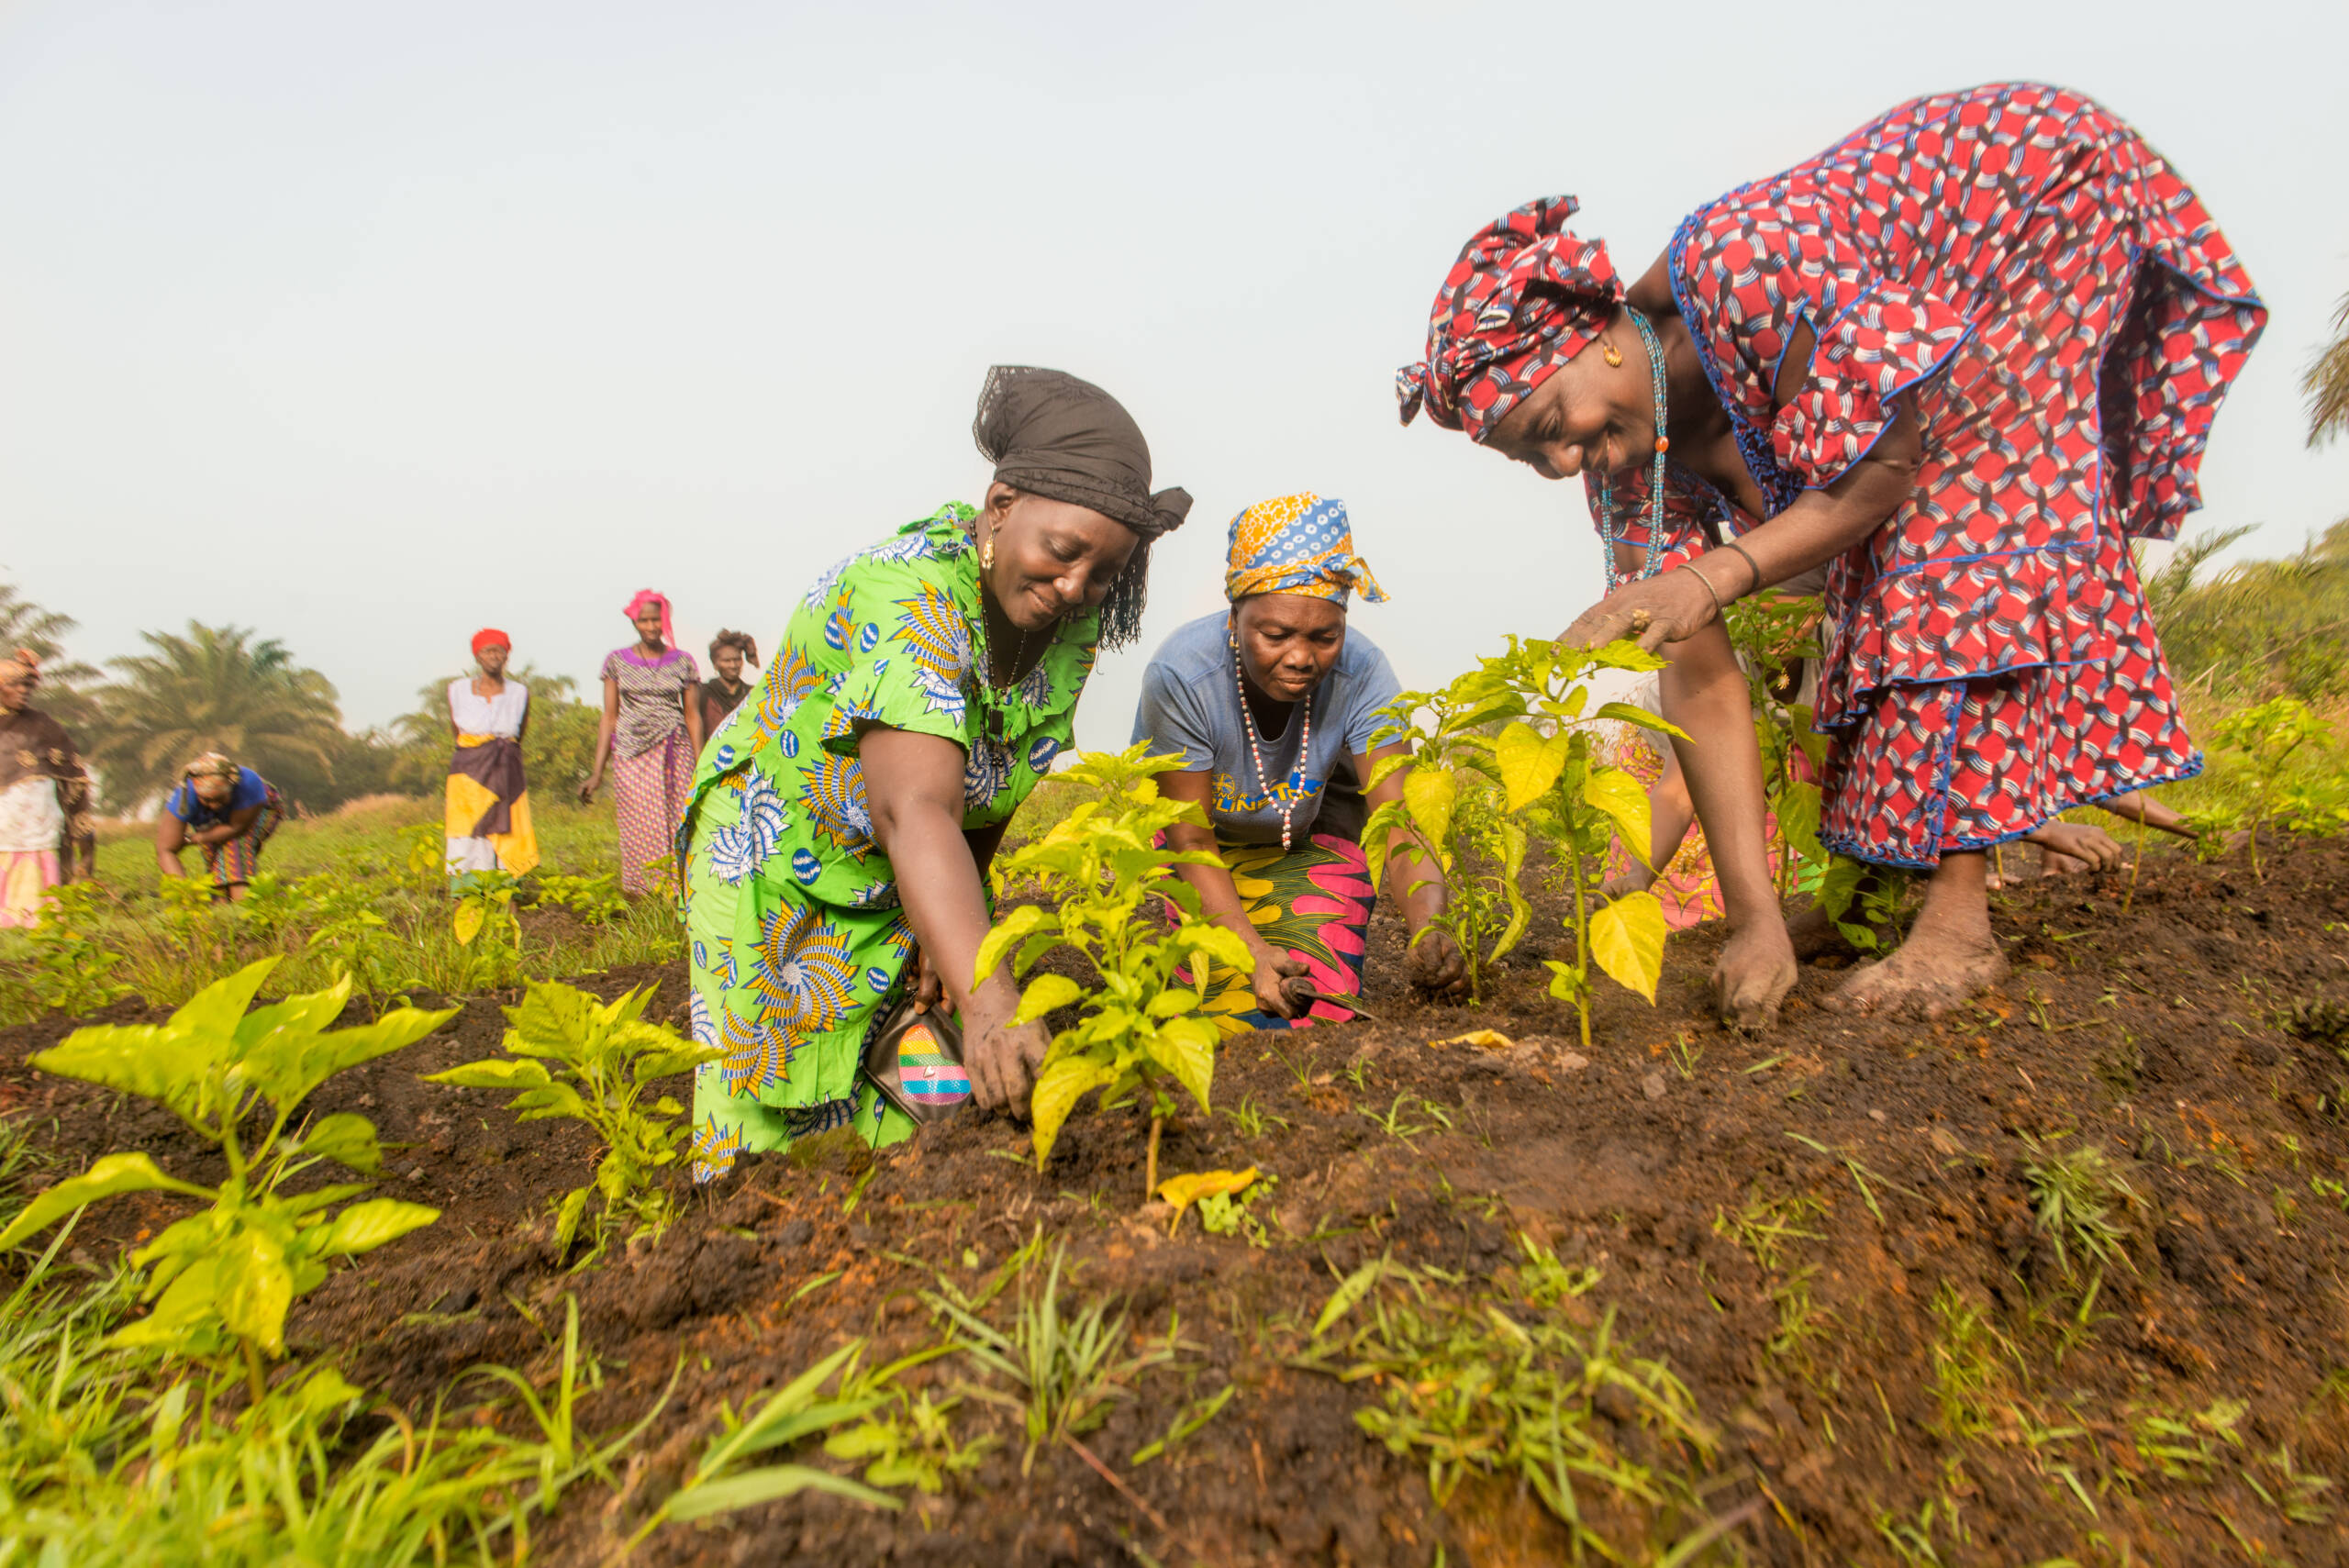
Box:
[1684, 561, 1726, 621]
[1721, 539, 1765, 595]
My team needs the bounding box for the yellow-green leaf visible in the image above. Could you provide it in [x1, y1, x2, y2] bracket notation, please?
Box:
[215, 1227, 295, 1354]
[1583, 767, 1654, 870]
[1776, 778, 1823, 864]
[452, 901, 486, 947]
[0, 1152, 210, 1252]
[1030, 1055, 1109, 1169]
[974, 905, 1050, 990]
[1155, 1166, 1257, 1233]
[312, 1198, 440, 1259]
[1013, 974, 1082, 1026]
[1152, 1016, 1218, 1112]
[1495, 723, 1568, 813]
[1401, 766, 1457, 855]
[1589, 889, 1667, 1004]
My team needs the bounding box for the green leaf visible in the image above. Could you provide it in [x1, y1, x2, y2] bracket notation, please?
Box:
[1030, 1055, 1110, 1168]
[1148, 1018, 1217, 1113]
[0, 1153, 211, 1251]
[292, 1113, 385, 1175]
[1180, 925, 1254, 975]
[453, 901, 486, 946]
[1012, 973, 1082, 1027]
[1401, 765, 1457, 853]
[215, 1226, 295, 1354]
[1582, 767, 1654, 869]
[111, 1254, 223, 1351]
[552, 1186, 590, 1251]
[1491, 820, 1531, 962]
[974, 906, 1051, 989]
[1776, 778, 1823, 865]
[1495, 723, 1568, 813]
[30, 1030, 229, 1126]
[663, 1464, 901, 1520]
[1588, 890, 1667, 1004]
[426, 1058, 556, 1090]
[1364, 751, 1412, 792]
[1313, 1256, 1389, 1338]
[1591, 701, 1688, 742]
[1146, 988, 1200, 1018]
[1788, 703, 1831, 769]
[235, 1003, 458, 1111]
[312, 1198, 440, 1259]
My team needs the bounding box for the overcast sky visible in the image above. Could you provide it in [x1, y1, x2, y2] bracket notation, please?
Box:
[1, 0, 2343, 749]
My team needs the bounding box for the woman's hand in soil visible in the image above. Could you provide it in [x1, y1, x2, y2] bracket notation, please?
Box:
[1249, 942, 1308, 1018]
[1404, 928, 1468, 997]
[1591, 863, 1660, 906]
[958, 981, 1047, 1117]
[2023, 821, 2124, 872]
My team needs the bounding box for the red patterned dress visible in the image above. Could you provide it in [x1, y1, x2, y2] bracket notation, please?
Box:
[1590, 83, 2264, 869]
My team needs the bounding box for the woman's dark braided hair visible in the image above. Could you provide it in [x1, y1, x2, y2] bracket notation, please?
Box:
[971, 365, 1190, 651]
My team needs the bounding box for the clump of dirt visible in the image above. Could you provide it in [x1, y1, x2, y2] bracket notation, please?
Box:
[6, 839, 2349, 1566]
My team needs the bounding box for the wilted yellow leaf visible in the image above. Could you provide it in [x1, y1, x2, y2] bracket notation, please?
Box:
[1156, 1166, 1258, 1234]
[1430, 1029, 1514, 1050]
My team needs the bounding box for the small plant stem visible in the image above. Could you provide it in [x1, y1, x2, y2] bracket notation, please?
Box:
[1145, 1112, 1163, 1202]
[242, 1338, 269, 1406]
[1564, 832, 1592, 1051]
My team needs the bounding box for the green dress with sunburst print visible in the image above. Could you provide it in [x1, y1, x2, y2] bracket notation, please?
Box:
[681, 503, 1098, 1181]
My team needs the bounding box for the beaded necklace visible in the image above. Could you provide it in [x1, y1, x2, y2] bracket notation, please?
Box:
[1230, 633, 1312, 853]
[1593, 306, 1673, 592]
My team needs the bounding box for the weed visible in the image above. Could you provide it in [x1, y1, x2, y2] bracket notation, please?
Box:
[924, 1237, 1183, 1474]
[1664, 1030, 1704, 1080]
[2020, 1134, 2140, 1282]
[533, 871, 628, 925]
[2129, 1397, 2245, 1479]
[1767, 1268, 1834, 1361]
[1361, 1091, 1454, 1142]
[1219, 1093, 1289, 1139]
[0, 959, 450, 1400]
[429, 979, 718, 1262]
[826, 1389, 997, 1494]
[1198, 1172, 1280, 1248]
[1130, 1381, 1238, 1466]
[2242, 1445, 2335, 1525]
[978, 746, 1252, 1196]
[1927, 1283, 2014, 1440]
[1295, 1240, 1716, 1557]
[2199, 696, 2334, 879]
[1713, 1186, 1826, 1273]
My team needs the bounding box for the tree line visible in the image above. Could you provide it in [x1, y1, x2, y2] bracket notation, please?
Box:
[0, 593, 601, 817]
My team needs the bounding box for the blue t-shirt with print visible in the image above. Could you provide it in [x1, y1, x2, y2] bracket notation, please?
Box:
[1130, 611, 1401, 846]
[165, 766, 268, 828]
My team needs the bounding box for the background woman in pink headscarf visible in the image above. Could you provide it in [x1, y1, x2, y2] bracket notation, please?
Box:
[582, 590, 704, 894]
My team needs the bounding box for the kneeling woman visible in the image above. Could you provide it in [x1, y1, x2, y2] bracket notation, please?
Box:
[1133, 494, 1464, 1031]
[683, 367, 1190, 1181]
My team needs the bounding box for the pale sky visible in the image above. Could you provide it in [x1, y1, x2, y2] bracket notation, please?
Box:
[1, 0, 2343, 750]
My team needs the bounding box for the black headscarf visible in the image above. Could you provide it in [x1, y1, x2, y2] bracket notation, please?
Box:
[973, 366, 1191, 649]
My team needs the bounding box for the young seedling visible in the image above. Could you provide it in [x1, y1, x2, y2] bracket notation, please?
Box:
[1721, 590, 1831, 898]
[0, 958, 451, 1401]
[976, 745, 1253, 1198]
[2201, 695, 2336, 879]
[428, 980, 718, 1262]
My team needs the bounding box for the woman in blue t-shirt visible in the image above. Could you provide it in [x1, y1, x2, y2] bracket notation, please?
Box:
[1130, 494, 1465, 1030]
[156, 752, 284, 901]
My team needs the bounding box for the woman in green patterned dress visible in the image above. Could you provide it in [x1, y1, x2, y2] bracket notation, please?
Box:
[684, 367, 1192, 1180]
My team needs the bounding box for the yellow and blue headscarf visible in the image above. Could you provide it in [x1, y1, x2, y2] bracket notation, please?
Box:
[1223, 493, 1387, 605]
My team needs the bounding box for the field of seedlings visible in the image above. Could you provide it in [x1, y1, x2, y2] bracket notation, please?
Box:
[4, 648, 2348, 1566]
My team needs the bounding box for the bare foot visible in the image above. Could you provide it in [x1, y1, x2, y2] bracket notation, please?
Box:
[1827, 851, 2005, 1019]
[1712, 919, 1797, 1031]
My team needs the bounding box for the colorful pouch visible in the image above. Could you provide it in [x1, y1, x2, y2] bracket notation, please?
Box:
[861, 1002, 973, 1125]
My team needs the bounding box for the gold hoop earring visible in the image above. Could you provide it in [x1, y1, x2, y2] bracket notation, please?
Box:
[1601, 343, 1623, 368]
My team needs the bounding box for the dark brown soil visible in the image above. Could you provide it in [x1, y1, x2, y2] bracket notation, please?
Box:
[6, 837, 2349, 1566]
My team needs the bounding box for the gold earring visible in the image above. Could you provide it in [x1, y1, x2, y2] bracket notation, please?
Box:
[980, 531, 995, 571]
[1602, 342, 1623, 367]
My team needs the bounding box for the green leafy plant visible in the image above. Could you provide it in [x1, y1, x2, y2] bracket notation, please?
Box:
[2, 881, 133, 1018]
[1473, 637, 1680, 1047]
[1721, 589, 1832, 897]
[2199, 696, 2336, 879]
[0, 958, 451, 1400]
[428, 980, 717, 1261]
[534, 871, 628, 925]
[825, 1388, 997, 1493]
[976, 745, 1253, 1197]
[451, 867, 522, 950]
[1360, 677, 1530, 1003]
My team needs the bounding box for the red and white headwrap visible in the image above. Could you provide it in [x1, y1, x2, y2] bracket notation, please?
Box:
[1396, 195, 1623, 443]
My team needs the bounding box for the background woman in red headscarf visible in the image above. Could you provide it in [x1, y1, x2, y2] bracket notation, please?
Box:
[444, 628, 538, 880]
[1400, 83, 2264, 1023]
[582, 591, 703, 895]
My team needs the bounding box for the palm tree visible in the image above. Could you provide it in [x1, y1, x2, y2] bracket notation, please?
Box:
[0, 580, 104, 730]
[2309, 289, 2349, 448]
[93, 623, 346, 810]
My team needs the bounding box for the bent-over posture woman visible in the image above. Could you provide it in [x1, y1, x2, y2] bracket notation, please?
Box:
[1399, 82, 2264, 1021]
[1132, 494, 1464, 1029]
[682, 366, 1191, 1181]
[157, 753, 283, 901]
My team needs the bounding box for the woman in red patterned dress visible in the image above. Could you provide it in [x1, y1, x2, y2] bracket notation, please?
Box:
[1400, 83, 2264, 1021]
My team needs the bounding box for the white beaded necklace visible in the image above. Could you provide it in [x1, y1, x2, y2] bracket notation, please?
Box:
[1231, 633, 1313, 852]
